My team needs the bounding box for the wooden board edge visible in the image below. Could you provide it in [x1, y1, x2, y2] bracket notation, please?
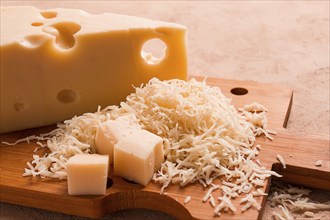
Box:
[282, 91, 293, 129]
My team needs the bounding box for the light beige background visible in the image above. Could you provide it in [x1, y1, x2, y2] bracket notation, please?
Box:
[1, 1, 329, 219]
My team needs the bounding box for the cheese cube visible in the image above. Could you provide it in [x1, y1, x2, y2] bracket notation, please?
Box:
[114, 130, 163, 186]
[95, 114, 164, 173]
[139, 130, 165, 172]
[95, 114, 141, 163]
[0, 6, 187, 134]
[67, 154, 109, 195]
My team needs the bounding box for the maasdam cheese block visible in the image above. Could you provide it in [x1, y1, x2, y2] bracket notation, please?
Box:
[0, 6, 187, 133]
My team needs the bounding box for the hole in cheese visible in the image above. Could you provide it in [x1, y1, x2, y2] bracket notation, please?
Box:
[13, 102, 25, 112]
[40, 11, 58, 19]
[42, 22, 81, 49]
[42, 26, 59, 36]
[106, 178, 114, 188]
[141, 38, 167, 65]
[31, 22, 43, 27]
[231, 87, 248, 96]
[19, 35, 48, 48]
[57, 89, 78, 104]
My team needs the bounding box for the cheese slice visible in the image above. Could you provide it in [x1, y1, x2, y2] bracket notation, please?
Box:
[0, 6, 187, 134]
[113, 130, 163, 186]
[67, 154, 109, 195]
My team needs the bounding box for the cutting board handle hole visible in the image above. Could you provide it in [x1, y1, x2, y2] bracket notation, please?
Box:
[231, 87, 248, 95]
[107, 178, 113, 189]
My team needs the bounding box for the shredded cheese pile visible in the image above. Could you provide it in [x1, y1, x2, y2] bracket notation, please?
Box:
[269, 181, 330, 220]
[22, 106, 120, 179]
[119, 78, 278, 214]
[20, 77, 279, 215]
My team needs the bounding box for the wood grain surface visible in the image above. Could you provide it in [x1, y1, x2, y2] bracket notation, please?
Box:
[1, 77, 329, 219]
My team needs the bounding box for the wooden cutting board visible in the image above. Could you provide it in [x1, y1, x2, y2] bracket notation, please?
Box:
[1, 77, 329, 220]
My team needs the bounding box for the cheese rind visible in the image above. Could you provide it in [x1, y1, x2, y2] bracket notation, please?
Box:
[67, 154, 109, 195]
[0, 6, 187, 134]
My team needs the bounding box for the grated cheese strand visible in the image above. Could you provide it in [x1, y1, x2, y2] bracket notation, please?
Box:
[269, 181, 330, 219]
[276, 154, 286, 169]
[314, 160, 323, 167]
[184, 196, 191, 204]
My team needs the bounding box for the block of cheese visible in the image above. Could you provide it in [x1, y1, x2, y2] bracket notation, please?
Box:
[67, 154, 109, 195]
[95, 114, 141, 163]
[113, 130, 163, 186]
[0, 6, 187, 134]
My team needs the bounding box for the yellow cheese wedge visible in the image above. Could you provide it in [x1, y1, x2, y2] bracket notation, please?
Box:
[67, 154, 109, 195]
[0, 6, 187, 134]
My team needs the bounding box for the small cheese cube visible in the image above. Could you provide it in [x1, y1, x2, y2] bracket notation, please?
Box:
[95, 114, 164, 185]
[139, 129, 164, 171]
[67, 154, 109, 195]
[114, 130, 163, 186]
[95, 114, 141, 163]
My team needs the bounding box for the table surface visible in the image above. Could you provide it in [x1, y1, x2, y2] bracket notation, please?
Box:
[1, 1, 329, 219]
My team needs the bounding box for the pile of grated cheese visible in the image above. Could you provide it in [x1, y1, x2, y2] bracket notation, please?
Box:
[19, 77, 280, 215]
